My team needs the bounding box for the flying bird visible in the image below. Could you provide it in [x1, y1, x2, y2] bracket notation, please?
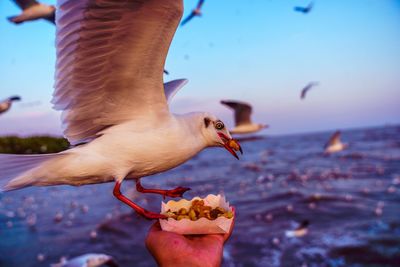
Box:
[285, 220, 310, 238]
[300, 82, 319, 100]
[220, 100, 268, 134]
[8, 0, 55, 24]
[324, 131, 348, 154]
[181, 0, 205, 26]
[50, 253, 118, 267]
[0, 0, 242, 220]
[0, 96, 21, 115]
[294, 2, 314, 14]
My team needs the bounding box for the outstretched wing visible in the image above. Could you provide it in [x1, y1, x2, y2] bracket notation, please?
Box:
[221, 100, 253, 127]
[53, 0, 183, 145]
[11, 0, 38, 10]
[181, 12, 195, 26]
[164, 79, 188, 104]
[300, 82, 318, 99]
[325, 131, 341, 148]
[196, 0, 205, 9]
[294, 6, 306, 13]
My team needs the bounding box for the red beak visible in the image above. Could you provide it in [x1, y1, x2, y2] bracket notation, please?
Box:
[218, 133, 243, 160]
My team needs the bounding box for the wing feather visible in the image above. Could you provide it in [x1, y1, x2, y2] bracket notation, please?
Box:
[325, 131, 341, 148]
[12, 0, 39, 10]
[54, 0, 183, 145]
[221, 100, 253, 126]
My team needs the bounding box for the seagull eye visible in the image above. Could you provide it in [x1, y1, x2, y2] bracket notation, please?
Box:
[215, 121, 225, 130]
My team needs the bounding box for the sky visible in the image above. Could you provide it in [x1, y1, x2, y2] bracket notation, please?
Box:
[0, 0, 399, 137]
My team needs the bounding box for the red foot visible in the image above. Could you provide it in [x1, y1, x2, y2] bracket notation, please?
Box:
[136, 180, 191, 199]
[113, 181, 167, 220]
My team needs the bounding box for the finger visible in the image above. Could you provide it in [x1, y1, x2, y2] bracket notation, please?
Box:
[145, 221, 163, 249]
[148, 221, 162, 233]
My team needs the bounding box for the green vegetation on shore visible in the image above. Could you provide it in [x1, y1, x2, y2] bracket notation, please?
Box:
[0, 136, 70, 154]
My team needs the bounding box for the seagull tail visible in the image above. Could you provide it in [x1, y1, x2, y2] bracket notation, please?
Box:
[0, 153, 60, 192]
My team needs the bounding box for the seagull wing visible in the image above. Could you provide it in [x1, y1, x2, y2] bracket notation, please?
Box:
[181, 12, 195, 26]
[307, 2, 314, 12]
[12, 0, 39, 10]
[294, 6, 306, 13]
[220, 100, 253, 127]
[300, 82, 318, 99]
[53, 0, 183, 145]
[300, 85, 310, 99]
[325, 131, 341, 148]
[164, 79, 188, 104]
[196, 0, 205, 10]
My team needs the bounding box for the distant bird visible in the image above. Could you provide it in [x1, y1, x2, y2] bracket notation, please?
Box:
[221, 100, 268, 134]
[0, 0, 242, 220]
[8, 0, 55, 24]
[50, 253, 119, 267]
[285, 220, 309, 238]
[181, 0, 205, 26]
[324, 131, 348, 154]
[0, 96, 21, 115]
[294, 2, 314, 14]
[300, 82, 319, 100]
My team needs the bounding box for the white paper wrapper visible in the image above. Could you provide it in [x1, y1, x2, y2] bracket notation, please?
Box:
[159, 194, 234, 235]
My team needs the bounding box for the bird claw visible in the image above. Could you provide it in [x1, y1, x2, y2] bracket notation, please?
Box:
[140, 210, 168, 220]
[162, 186, 191, 199]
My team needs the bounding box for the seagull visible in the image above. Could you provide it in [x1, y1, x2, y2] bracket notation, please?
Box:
[220, 100, 268, 134]
[294, 2, 314, 14]
[300, 82, 319, 100]
[324, 131, 348, 154]
[285, 220, 309, 238]
[181, 0, 205, 26]
[0, 96, 21, 115]
[50, 253, 119, 267]
[8, 0, 55, 24]
[0, 0, 242, 220]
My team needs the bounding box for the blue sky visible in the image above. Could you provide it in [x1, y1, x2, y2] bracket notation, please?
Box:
[0, 0, 399, 136]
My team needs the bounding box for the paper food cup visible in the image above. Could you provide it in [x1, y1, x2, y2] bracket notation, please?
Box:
[159, 194, 234, 235]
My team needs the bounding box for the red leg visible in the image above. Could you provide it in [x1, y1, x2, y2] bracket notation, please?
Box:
[136, 179, 191, 199]
[113, 181, 166, 220]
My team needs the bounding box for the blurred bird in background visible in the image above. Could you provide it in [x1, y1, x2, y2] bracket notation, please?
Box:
[0, 96, 21, 115]
[7, 0, 55, 24]
[221, 100, 268, 134]
[324, 130, 348, 154]
[181, 0, 205, 26]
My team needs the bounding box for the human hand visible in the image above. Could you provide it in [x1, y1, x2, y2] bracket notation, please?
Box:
[145, 208, 235, 267]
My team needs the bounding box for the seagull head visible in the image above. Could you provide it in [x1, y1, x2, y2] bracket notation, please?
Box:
[199, 113, 243, 159]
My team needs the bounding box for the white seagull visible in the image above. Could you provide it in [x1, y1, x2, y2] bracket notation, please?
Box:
[285, 220, 309, 238]
[324, 130, 347, 154]
[0, 0, 242, 220]
[8, 0, 55, 24]
[220, 100, 268, 134]
[0, 96, 21, 115]
[51, 253, 118, 267]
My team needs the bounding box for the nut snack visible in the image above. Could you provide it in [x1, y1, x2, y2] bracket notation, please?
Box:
[159, 194, 234, 235]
